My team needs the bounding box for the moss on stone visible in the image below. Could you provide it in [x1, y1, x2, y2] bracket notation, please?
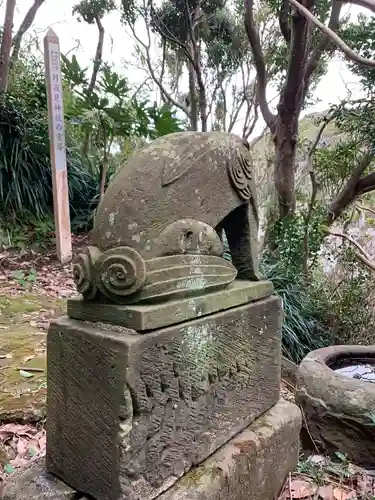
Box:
[0, 294, 65, 422]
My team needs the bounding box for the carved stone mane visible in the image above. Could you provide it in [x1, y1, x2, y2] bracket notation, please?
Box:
[73, 131, 261, 304]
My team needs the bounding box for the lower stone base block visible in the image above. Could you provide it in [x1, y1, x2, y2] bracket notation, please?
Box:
[158, 399, 301, 500]
[2, 400, 301, 500]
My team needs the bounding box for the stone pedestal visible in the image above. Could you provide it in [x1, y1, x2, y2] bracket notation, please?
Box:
[158, 399, 301, 500]
[45, 282, 284, 500]
[3, 399, 301, 500]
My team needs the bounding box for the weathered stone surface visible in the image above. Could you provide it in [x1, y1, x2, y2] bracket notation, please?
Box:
[91, 132, 260, 276]
[46, 295, 282, 500]
[281, 356, 298, 387]
[2, 401, 301, 500]
[72, 132, 264, 305]
[296, 345, 375, 467]
[2, 458, 79, 499]
[67, 280, 274, 331]
[74, 249, 239, 305]
[158, 399, 301, 500]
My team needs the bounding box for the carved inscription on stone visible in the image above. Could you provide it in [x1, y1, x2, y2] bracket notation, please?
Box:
[46, 295, 282, 500]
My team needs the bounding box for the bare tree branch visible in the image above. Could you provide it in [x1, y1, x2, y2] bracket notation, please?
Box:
[288, 0, 375, 68]
[149, 2, 197, 72]
[327, 152, 374, 224]
[328, 229, 375, 271]
[206, 80, 221, 124]
[10, 0, 46, 67]
[244, 0, 276, 132]
[128, 10, 191, 117]
[149, 0, 207, 129]
[305, 0, 342, 86]
[356, 203, 375, 217]
[243, 101, 259, 140]
[228, 61, 256, 133]
[130, 76, 152, 101]
[250, 123, 268, 147]
[356, 171, 375, 195]
[158, 38, 168, 103]
[183, 0, 207, 130]
[308, 115, 333, 160]
[301, 118, 332, 275]
[87, 15, 104, 95]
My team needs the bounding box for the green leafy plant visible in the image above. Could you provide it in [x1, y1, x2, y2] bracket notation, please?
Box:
[62, 55, 182, 201]
[11, 268, 37, 289]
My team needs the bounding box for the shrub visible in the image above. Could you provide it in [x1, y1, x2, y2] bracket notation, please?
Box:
[0, 93, 99, 231]
[262, 261, 330, 362]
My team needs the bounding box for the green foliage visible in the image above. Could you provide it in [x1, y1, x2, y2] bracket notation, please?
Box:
[0, 42, 182, 236]
[0, 91, 99, 228]
[11, 268, 37, 290]
[62, 55, 182, 163]
[340, 15, 375, 92]
[314, 139, 365, 199]
[149, 0, 250, 76]
[73, 0, 116, 23]
[265, 210, 326, 277]
[263, 260, 329, 362]
[315, 247, 375, 345]
[260, 208, 332, 362]
[320, 16, 375, 156]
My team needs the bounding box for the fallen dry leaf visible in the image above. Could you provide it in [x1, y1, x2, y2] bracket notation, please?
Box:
[0, 423, 46, 473]
[333, 487, 357, 500]
[282, 479, 316, 499]
[16, 437, 29, 456]
[0, 353, 12, 359]
[318, 484, 334, 499]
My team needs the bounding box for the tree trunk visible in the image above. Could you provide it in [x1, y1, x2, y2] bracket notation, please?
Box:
[0, 0, 16, 93]
[82, 15, 104, 156]
[191, 40, 207, 132]
[273, 116, 298, 218]
[195, 52, 207, 131]
[99, 160, 108, 202]
[10, 0, 45, 67]
[188, 59, 198, 130]
[87, 15, 104, 96]
[198, 80, 207, 131]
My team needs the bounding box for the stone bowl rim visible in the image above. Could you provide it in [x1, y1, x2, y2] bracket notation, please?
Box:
[298, 344, 375, 394]
[296, 345, 375, 468]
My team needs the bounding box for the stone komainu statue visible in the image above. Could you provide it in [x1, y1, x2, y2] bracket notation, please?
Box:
[73, 131, 262, 304]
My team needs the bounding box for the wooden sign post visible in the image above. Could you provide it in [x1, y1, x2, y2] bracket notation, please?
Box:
[44, 28, 72, 264]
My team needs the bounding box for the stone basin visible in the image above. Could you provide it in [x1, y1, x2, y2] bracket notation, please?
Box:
[296, 345, 375, 467]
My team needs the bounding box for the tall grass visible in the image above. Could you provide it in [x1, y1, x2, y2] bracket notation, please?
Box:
[0, 93, 99, 230]
[263, 262, 329, 362]
[223, 233, 329, 363]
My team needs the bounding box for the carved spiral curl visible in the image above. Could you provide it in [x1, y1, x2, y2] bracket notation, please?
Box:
[94, 246, 146, 302]
[72, 246, 101, 299]
[227, 149, 255, 201]
[239, 154, 253, 180]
